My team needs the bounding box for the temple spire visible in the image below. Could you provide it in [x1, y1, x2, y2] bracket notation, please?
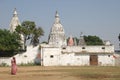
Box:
[78, 32, 86, 46]
[9, 8, 20, 33]
[54, 11, 60, 24]
[48, 11, 67, 47]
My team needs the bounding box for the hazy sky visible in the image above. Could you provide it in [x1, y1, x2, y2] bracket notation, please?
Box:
[0, 0, 120, 49]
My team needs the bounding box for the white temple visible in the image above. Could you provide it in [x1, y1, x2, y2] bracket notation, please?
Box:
[48, 11, 67, 47]
[9, 8, 21, 33]
[9, 8, 25, 50]
[0, 10, 118, 66]
[40, 11, 115, 66]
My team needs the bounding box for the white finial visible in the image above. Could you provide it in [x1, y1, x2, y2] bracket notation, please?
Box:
[13, 8, 18, 16]
[55, 11, 59, 17]
[80, 32, 83, 36]
[55, 11, 60, 24]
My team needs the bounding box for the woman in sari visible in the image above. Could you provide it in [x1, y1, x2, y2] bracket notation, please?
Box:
[11, 57, 17, 75]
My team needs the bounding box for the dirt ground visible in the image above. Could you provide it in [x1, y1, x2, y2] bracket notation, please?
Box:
[0, 66, 120, 80]
[0, 66, 79, 80]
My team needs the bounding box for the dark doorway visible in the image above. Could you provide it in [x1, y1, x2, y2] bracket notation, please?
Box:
[90, 55, 98, 65]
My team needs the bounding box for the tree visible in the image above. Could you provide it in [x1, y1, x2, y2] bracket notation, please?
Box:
[16, 21, 35, 45]
[84, 35, 104, 45]
[31, 27, 44, 46]
[16, 21, 44, 47]
[0, 29, 21, 57]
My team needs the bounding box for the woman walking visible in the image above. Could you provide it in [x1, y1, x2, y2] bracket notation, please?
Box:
[11, 57, 17, 75]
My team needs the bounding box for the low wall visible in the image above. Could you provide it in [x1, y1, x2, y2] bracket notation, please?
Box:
[0, 45, 40, 66]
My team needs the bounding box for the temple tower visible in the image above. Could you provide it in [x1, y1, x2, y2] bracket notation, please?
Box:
[9, 8, 25, 50]
[78, 32, 86, 46]
[9, 8, 20, 33]
[68, 36, 74, 46]
[48, 11, 67, 47]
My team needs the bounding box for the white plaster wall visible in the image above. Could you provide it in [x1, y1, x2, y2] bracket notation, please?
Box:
[98, 54, 115, 66]
[40, 45, 115, 66]
[0, 57, 11, 66]
[42, 48, 61, 66]
[0, 45, 39, 66]
[60, 53, 75, 66]
[86, 46, 114, 53]
[74, 54, 89, 66]
[62, 46, 114, 53]
[60, 53, 89, 66]
[15, 45, 39, 65]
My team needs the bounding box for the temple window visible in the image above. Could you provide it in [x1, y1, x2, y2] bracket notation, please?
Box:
[82, 47, 85, 49]
[50, 55, 54, 58]
[102, 47, 105, 49]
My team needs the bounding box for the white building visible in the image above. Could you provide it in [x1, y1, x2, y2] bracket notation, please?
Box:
[0, 10, 116, 66]
[40, 11, 115, 66]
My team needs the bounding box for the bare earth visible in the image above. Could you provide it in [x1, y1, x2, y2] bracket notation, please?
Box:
[0, 66, 120, 80]
[0, 66, 79, 80]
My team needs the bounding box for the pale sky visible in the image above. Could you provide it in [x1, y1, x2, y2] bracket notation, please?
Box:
[0, 0, 120, 49]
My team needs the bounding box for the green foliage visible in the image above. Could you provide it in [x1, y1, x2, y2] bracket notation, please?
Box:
[31, 27, 44, 46]
[0, 29, 21, 57]
[84, 35, 104, 45]
[16, 21, 44, 46]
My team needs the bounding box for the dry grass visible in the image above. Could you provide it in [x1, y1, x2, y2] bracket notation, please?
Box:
[0, 66, 120, 80]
